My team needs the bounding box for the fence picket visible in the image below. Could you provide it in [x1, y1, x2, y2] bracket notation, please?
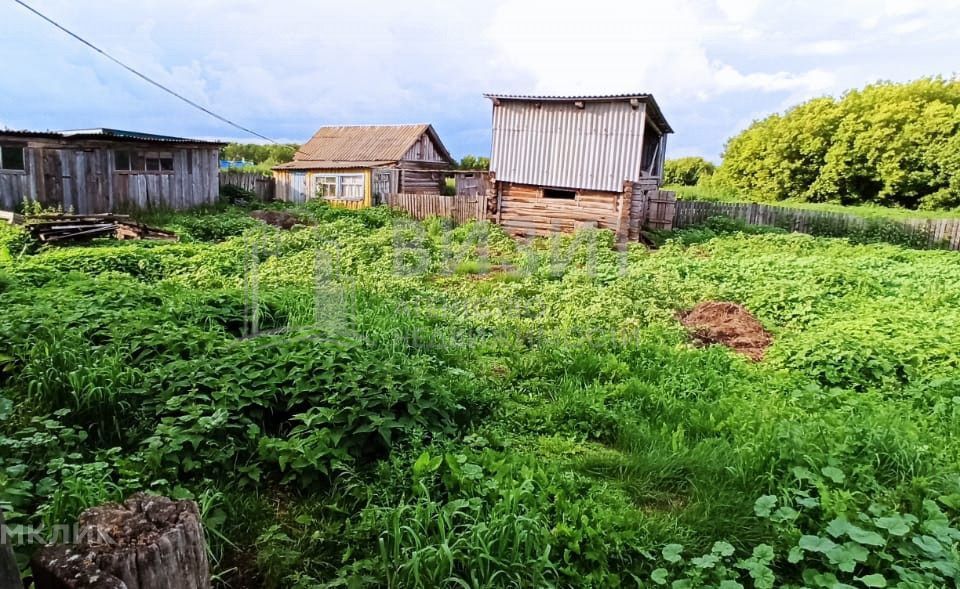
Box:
[674, 200, 960, 251]
[219, 171, 275, 201]
[384, 193, 485, 225]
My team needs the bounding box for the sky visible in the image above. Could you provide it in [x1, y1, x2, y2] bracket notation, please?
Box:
[1, 0, 959, 162]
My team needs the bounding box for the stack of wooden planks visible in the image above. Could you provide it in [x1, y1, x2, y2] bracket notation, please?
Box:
[25, 213, 177, 243]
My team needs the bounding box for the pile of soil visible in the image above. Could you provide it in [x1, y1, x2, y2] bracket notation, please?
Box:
[250, 210, 303, 229]
[679, 301, 772, 361]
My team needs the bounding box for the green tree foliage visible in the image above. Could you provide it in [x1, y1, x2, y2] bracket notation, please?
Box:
[221, 143, 300, 174]
[715, 77, 960, 210]
[664, 156, 717, 186]
[458, 155, 490, 170]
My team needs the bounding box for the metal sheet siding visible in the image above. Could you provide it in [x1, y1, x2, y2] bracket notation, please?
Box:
[490, 101, 647, 192]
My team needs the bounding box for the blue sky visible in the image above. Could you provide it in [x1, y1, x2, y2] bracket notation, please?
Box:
[1, 0, 958, 162]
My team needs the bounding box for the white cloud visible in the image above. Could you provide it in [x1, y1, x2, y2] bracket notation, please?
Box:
[795, 40, 853, 56]
[488, 0, 840, 101]
[1, 0, 959, 160]
[892, 18, 930, 34]
[715, 0, 763, 22]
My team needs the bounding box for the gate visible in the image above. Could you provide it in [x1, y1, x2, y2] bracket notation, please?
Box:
[372, 168, 398, 205]
[645, 190, 677, 230]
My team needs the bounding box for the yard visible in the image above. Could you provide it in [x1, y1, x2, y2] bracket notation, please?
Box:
[1, 202, 959, 587]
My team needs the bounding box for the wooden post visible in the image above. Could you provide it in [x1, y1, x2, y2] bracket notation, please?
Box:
[1, 509, 24, 589]
[615, 181, 633, 244]
[31, 494, 210, 589]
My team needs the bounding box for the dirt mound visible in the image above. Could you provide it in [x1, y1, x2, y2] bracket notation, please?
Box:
[679, 301, 772, 361]
[250, 210, 303, 229]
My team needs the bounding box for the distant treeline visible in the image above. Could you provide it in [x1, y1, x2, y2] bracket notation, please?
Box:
[667, 77, 960, 211]
[220, 143, 300, 173]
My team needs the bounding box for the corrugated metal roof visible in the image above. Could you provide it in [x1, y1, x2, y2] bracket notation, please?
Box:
[488, 99, 655, 192]
[484, 93, 673, 134]
[0, 127, 224, 145]
[295, 124, 454, 164]
[0, 130, 63, 139]
[273, 160, 394, 171]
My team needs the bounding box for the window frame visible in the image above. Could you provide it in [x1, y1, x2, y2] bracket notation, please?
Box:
[0, 145, 26, 173]
[114, 149, 175, 174]
[315, 173, 365, 201]
[542, 187, 577, 200]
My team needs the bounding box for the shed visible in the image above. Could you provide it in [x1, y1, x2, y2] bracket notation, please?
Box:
[485, 93, 674, 240]
[273, 124, 456, 208]
[0, 128, 224, 213]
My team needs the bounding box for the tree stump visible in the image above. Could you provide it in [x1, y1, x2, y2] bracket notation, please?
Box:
[31, 494, 210, 589]
[1, 509, 24, 589]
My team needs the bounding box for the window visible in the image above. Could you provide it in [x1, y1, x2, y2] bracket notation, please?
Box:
[317, 175, 338, 198]
[115, 150, 174, 173]
[115, 149, 132, 171]
[0, 146, 25, 171]
[543, 187, 576, 199]
[315, 173, 365, 201]
[340, 175, 364, 199]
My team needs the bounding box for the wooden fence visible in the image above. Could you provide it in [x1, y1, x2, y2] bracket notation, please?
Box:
[384, 192, 486, 224]
[675, 200, 960, 250]
[644, 190, 677, 230]
[219, 171, 275, 201]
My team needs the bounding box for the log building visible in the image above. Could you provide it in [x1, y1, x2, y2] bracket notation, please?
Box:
[273, 124, 456, 209]
[485, 93, 674, 241]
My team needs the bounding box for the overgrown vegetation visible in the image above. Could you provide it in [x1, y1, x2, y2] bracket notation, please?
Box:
[663, 157, 717, 187]
[712, 77, 960, 210]
[2, 203, 959, 587]
[458, 155, 490, 170]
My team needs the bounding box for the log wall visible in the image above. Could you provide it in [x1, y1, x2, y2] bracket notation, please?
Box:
[497, 182, 621, 237]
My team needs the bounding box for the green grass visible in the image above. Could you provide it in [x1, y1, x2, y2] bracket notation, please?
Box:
[667, 184, 960, 220]
[1, 203, 959, 587]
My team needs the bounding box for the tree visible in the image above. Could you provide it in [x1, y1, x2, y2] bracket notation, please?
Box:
[664, 157, 717, 186]
[220, 143, 300, 174]
[714, 77, 960, 210]
[458, 155, 490, 170]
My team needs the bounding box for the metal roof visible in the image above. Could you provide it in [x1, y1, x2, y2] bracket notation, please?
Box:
[294, 124, 455, 164]
[0, 127, 225, 145]
[487, 97, 666, 192]
[484, 93, 673, 134]
[273, 160, 395, 171]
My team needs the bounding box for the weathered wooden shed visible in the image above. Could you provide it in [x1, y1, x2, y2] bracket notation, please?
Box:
[0, 128, 224, 213]
[273, 124, 456, 208]
[485, 93, 674, 241]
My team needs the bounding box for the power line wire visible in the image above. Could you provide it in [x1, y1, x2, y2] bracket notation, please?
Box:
[12, 0, 277, 143]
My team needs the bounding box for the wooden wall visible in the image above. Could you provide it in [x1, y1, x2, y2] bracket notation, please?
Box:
[399, 169, 444, 194]
[219, 171, 275, 201]
[402, 132, 449, 163]
[497, 182, 621, 237]
[273, 168, 373, 209]
[385, 192, 485, 224]
[0, 139, 219, 213]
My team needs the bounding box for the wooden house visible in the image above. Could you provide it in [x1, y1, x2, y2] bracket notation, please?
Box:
[273, 124, 456, 208]
[0, 128, 224, 213]
[485, 93, 674, 241]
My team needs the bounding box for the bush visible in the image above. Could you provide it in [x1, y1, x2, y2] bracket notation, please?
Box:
[664, 157, 717, 186]
[715, 77, 960, 209]
[220, 183, 259, 204]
